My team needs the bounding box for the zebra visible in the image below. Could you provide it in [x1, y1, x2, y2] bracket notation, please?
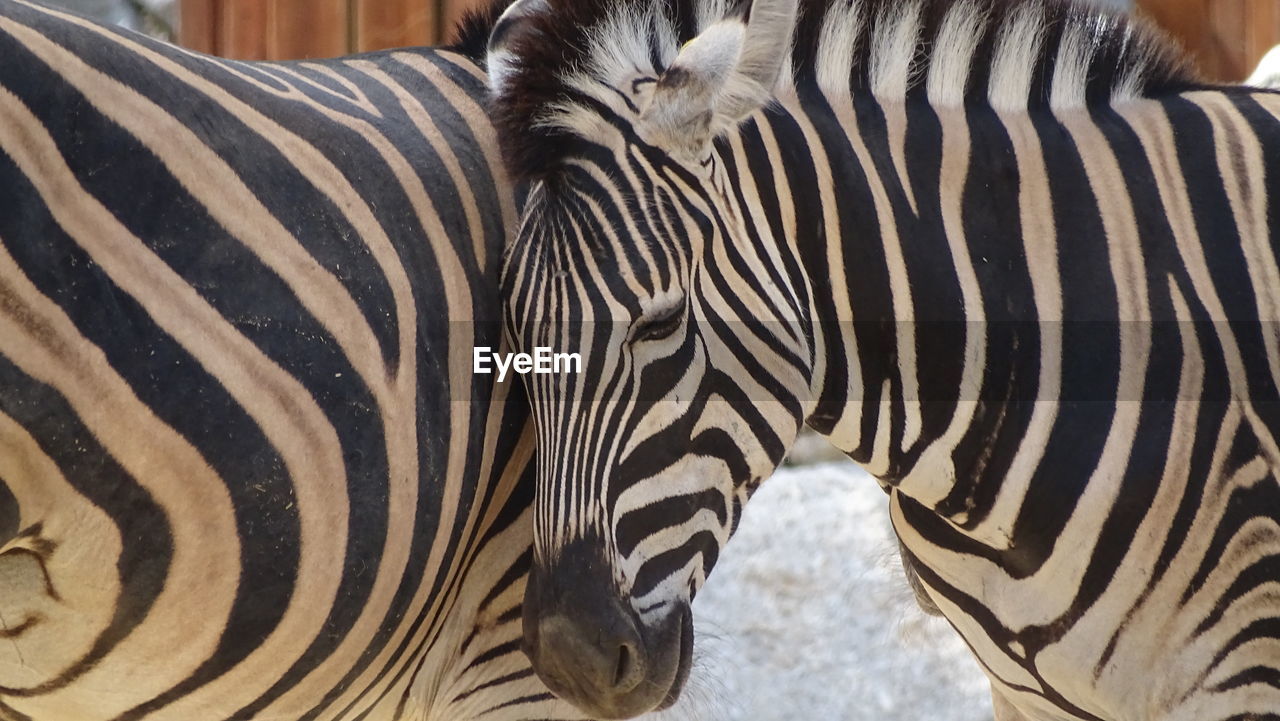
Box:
[484, 0, 1280, 718]
[0, 1, 599, 719]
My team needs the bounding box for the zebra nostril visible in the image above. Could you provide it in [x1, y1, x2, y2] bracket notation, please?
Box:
[613, 640, 640, 691]
[532, 613, 647, 695]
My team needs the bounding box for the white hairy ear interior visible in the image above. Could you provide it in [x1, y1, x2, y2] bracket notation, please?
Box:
[486, 0, 548, 97]
[641, 20, 746, 153]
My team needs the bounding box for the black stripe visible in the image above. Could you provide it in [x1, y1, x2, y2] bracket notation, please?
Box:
[939, 100, 1038, 525]
[1000, 105, 1121, 578]
[0, 467, 17, 544]
[798, 82, 899, 464]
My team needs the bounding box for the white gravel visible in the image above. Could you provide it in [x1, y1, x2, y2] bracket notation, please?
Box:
[649, 461, 993, 721]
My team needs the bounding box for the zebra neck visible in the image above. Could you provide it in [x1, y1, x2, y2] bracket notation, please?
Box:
[750, 92, 1031, 518]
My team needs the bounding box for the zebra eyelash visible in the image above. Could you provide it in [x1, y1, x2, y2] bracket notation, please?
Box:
[631, 298, 686, 343]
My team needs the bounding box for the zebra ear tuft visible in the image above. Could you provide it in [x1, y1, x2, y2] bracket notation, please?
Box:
[486, 0, 549, 97]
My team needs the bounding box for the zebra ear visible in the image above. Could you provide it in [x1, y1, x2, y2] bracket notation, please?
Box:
[724, 0, 797, 117]
[641, 20, 746, 152]
[642, 0, 796, 153]
[486, 0, 548, 97]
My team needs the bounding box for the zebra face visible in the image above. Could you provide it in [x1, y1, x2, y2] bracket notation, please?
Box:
[504, 151, 811, 718]
[490, 0, 802, 715]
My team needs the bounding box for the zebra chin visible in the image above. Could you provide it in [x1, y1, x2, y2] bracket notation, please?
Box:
[521, 539, 694, 718]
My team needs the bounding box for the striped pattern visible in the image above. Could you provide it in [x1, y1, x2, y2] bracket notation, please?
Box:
[0, 2, 590, 720]
[488, 0, 1280, 718]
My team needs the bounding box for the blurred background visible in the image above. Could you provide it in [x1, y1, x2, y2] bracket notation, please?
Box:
[30, 0, 1280, 719]
[41, 0, 1280, 83]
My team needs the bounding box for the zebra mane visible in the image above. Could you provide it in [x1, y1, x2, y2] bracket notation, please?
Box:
[484, 0, 1195, 181]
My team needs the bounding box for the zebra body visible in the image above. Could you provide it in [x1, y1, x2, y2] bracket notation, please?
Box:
[486, 0, 1280, 718]
[0, 2, 594, 719]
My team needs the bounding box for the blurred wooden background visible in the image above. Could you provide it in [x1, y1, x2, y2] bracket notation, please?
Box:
[178, 0, 476, 57]
[176, 0, 1280, 83]
[1136, 0, 1280, 81]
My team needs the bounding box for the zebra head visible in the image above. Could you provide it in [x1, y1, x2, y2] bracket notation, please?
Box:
[488, 0, 806, 716]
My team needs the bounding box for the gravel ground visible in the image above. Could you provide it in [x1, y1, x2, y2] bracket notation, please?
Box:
[650, 461, 993, 721]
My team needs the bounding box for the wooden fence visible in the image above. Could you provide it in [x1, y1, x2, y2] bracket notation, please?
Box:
[179, 0, 475, 58]
[180, 0, 1280, 82]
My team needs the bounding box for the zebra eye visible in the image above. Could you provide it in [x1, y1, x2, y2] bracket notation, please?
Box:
[632, 302, 684, 343]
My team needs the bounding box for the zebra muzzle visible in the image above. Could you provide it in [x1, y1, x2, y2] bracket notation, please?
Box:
[522, 540, 691, 718]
